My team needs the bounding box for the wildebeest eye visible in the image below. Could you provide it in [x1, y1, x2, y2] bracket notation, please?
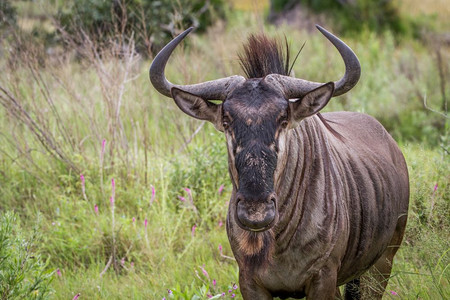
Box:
[222, 117, 231, 130]
[281, 120, 289, 129]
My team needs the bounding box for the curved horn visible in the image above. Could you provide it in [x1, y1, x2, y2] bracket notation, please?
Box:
[150, 27, 244, 100]
[267, 25, 361, 98]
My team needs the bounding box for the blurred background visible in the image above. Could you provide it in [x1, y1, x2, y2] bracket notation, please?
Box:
[0, 0, 448, 299]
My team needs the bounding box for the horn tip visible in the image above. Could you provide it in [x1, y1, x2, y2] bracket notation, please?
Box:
[315, 24, 329, 35]
[177, 27, 195, 39]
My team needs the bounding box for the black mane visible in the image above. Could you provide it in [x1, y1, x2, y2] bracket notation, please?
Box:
[238, 34, 291, 79]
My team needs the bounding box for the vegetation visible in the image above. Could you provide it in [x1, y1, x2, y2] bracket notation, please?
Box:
[0, 0, 17, 31]
[0, 212, 54, 299]
[0, 1, 448, 299]
[269, 0, 436, 37]
[62, 0, 227, 56]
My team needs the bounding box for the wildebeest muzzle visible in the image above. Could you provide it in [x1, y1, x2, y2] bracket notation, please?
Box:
[235, 191, 277, 232]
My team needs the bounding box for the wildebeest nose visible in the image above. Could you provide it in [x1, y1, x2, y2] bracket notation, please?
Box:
[236, 193, 276, 231]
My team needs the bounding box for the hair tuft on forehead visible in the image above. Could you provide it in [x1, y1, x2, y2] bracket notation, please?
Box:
[238, 34, 291, 79]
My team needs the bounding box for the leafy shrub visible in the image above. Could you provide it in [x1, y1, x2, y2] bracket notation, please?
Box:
[270, 0, 411, 35]
[0, 0, 17, 45]
[0, 0, 16, 30]
[0, 212, 53, 299]
[57, 0, 228, 56]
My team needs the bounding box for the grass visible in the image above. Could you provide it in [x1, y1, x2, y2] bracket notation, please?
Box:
[0, 5, 449, 300]
[398, 0, 450, 26]
[386, 145, 449, 299]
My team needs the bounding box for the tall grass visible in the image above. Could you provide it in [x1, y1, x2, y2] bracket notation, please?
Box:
[0, 11, 448, 299]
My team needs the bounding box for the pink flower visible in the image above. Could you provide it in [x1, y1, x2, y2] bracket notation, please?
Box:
[218, 184, 224, 195]
[72, 293, 81, 300]
[94, 204, 99, 215]
[191, 224, 197, 237]
[218, 244, 223, 255]
[213, 279, 216, 286]
[218, 220, 223, 227]
[221, 292, 225, 296]
[144, 219, 148, 228]
[80, 174, 86, 197]
[207, 294, 212, 299]
[178, 196, 186, 202]
[184, 187, 191, 195]
[131, 261, 134, 267]
[150, 185, 156, 204]
[390, 291, 398, 296]
[110, 196, 114, 207]
[132, 217, 136, 223]
[167, 289, 173, 295]
[56, 268, 62, 277]
[232, 284, 238, 290]
[231, 294, 235, 298]
[120, 257, 125, 266]
[434, 183, 438, 192]
[200, 265, 209, 278]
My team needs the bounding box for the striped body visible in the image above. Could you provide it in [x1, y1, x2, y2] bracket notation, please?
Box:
[226, 112, 409, 298]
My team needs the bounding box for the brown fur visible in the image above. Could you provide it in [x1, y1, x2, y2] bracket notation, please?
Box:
[238, 231, 266, 256]
[237, 229, 275, 272]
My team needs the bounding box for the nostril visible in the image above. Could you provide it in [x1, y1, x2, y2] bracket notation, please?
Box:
[268, 194, 277, 206]
[236, 194, 244, 204]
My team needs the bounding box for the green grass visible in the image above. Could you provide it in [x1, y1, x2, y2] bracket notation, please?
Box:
[386, 145, 449, 299]
[0, 7, 449, 300]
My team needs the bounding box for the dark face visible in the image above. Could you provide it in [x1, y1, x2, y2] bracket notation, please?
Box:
[222, 79, 289, 232]
[171, 79, 334, 233]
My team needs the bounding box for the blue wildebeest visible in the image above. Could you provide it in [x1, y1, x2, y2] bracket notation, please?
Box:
[150, 26, 409, 299]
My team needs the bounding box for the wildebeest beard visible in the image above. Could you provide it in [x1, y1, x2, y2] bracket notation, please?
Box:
[237, 229, 275, 271]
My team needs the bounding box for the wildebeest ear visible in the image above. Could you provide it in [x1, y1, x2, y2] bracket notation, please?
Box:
[289, 82, 334, 122]
[171, 87, 222, 130]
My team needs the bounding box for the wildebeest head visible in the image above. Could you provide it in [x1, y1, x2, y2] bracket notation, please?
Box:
[171, 77, 334, 232]
[150, 26, 359, 233]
